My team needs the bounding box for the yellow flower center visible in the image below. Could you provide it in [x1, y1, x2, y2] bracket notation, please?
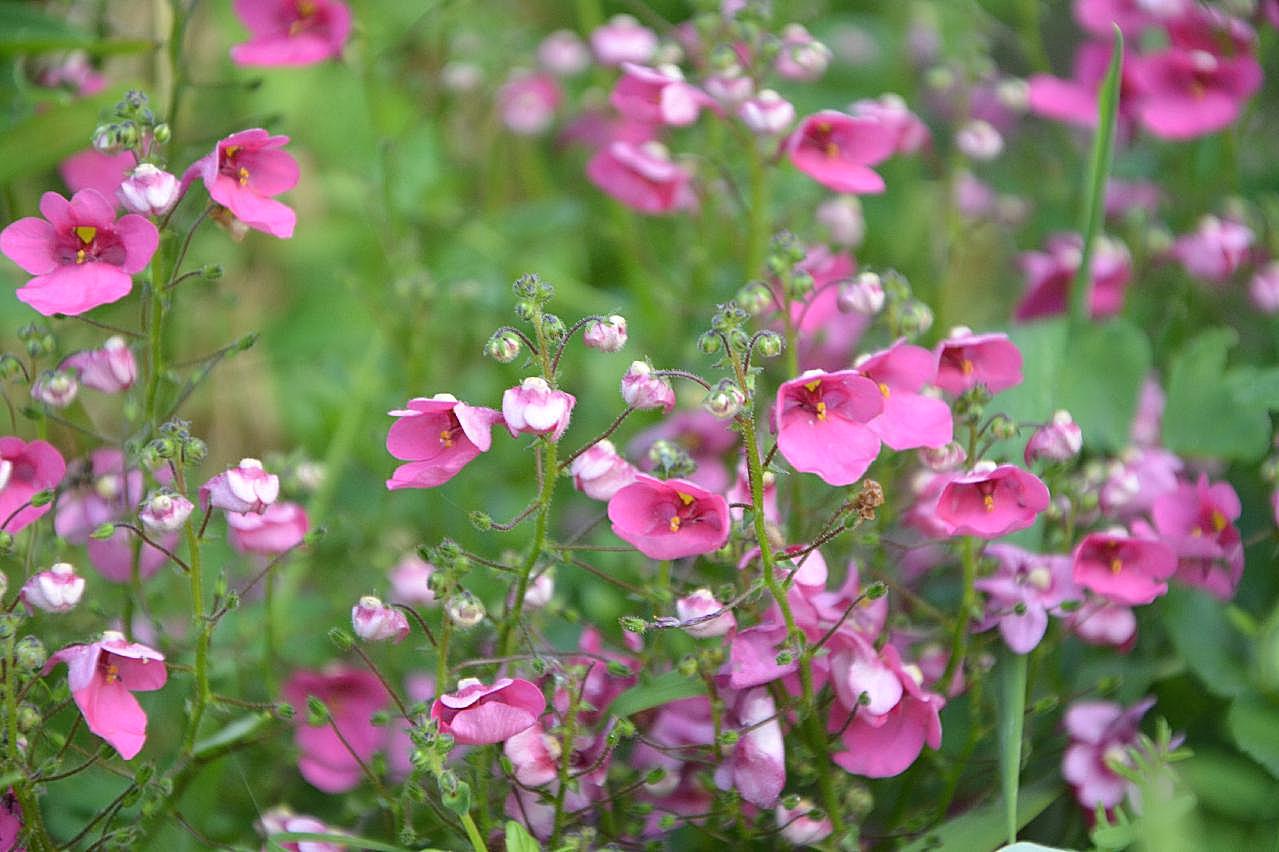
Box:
[669, 516, 682, 532]
[983, 494, 995, 512]
[439, 430, 454, 448]
[815, 401, 827, 421]
[961, 358, 975, 376]
[238, 166, 251, 186]
[677, 491, 695, 506]
[1110, 557, 1123, 574]
[1212, 510, 1227, 533]
[105, 663, 120, 684]
[75, 249, 86, 264]
[804, 379, 821, 392]
[878, 382, 890, 398]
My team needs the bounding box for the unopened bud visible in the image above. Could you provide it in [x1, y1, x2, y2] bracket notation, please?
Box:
[446, 591, 485, 628]
[704, 380, 746, 419]
[485, 330, 522, 363]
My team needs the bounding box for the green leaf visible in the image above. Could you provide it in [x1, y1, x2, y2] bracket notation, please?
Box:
[1163, 328, 1275, 461]
[997, 650, 1029, 846]
[1160, 586, 1251, 698]
[0, 6, 152, 56]
[505, 820, 540, 852]
[902, 778, 1061, 852]
[608, 669, 704, 719]
[270, 832, 410, 852]
[192, 712, 272, 760]
[1180, 749, 1279, 821]
[1056, 317, 1151, 452]
[1227, 694, 1279, 780]
[0, 87, 126, 186]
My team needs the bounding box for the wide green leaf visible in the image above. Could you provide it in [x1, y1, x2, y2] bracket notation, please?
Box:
[902, 778, 1061, 852]
[1163, 328, 1275, 461]
[608, 669, 703, 718]
[1227, 694, 1279, 780]
[505, 820, 540, 852]
[1160, 586, 1251, 699]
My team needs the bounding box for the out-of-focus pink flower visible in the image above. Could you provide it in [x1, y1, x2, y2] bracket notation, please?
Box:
[498, 72, 562, 136]
[31, 371, 77, 408]
[676, 589, 735, 638]
[1025, 410, 1084, 464]
[1172, 215, 1254, 284]
[955, 119, 1004, 160]
[388, 552, 435, 606]
[188, 129, 298, 238]
[88, 527, 177, 583]
[504, 723, 562, 787]
[714, 688, 786, 807]
[1100, 448, 1184, 519]
[583, 315, 628, 352]
[54, 448, 137, 543]
[227, 501, 309, 555]
[776, 369, 883, 486]
[975, 545, 1079, 653]
[1028, 41, 1136, 129]
[738, 90, 796, 136]
[386, 394, 501, 489]
[935, 462, 1050, 538]
[1072, 530, 1177, 605]
[59, 150, 134, 201]
[139, 490, 194, 533]
[1151, 475, 1244, 600]
[1131, 375, 1165, 448]
[590, 15, 658, 66]
[786, 111, 896, 194]
[1106, 178, 1163, 218]
[1, 189, 159, 316]
[778, 246, 870, 372]
[817, 196, 865, 248]
[934, 328, 1023, 395]
[1250, 261, 1279, 313]
[620, 361, 676, 412]
[726, 455, 778, 524]
[116, 164, 179, 217]
[257, 807, 348, 852]
[230, 0, 351, 66]
[431, 677, 545, 745]
[351, 595, 409, 643]
[570, 440, 636, 501]
[201, 458, 279, 515]
[502, 377, 575, 441]
[538, 30, 590, 76]
[612, 64, 711, 127]
[1062, 697, 1154, 809]
[1016, 233, 1132, 321]
[776, 799, 833, 846]
[46, 631, 167, 759]
[0, 790, 19, 851]
[705, 67, 754, 105]
[775, 24, 831, 81]
[838, 272, 885, 317]
[1128, 46, 1261, 140]
[857, 341, 953, 451]
[1069, 598, 1138, 649]
[850, 94, 930, 155]
[587, 141, 696, 215]
[1075, 0, 1186, 37]
[629, 410, 737, 492]
[608, 474, 730, 559]
[953, 170, 997, 219]
[62, 335, 136, 393]
[283, 667, 388, 793]
[21, 562, 84, 613]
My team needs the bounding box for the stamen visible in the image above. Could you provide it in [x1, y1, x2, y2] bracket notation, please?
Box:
[878, 382, 890, 398]
[105, 663, 120, 684]
[669, 516, 682, 532]
[224, 145, 241, 159]
[75, 249, 86, 264]
[74, 226, 97, 245]
[982, 494, 995, 512]
[804, 379, 821, 392]
[815, 401, 827, 421]
[677, 492, 695, 506]
[238, 167, 251, 186]
[1110, 557, 1123, 574]
[439, 430, 454, 448]
[1212, 510, 1227, 533]
[961, 358, 975, 376]
[824, 142, 840, 159]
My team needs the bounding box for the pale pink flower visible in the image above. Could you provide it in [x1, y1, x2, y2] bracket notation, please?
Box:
[116, 164, 179, 217]
[21, 562, 84, 613]
[201, 458, 280, 515]
[612, 63, 711, 127]
[227, 501, 309, 555]
[785, 111, 896, 194]
[187, 129, 298, 238]
[351, 596, 409, 643]
[838, 272, 884, 315]
[139, 490, 194, 533]
[775, 369, 883, 486]
[676, 589, 735, 638]
[283, 667, 387, 793]
[388, 553, 436, 606]
[816, 196, 865, 247]
[1249, 261, 1279, 313]
[1062, 697, 1154, 809]
[504, 723, 561, 787]
[620, 361, 675, 412]
[775, 24, 831, 81]
[61, 335, 136, 393]
[590, 15, 658, 66]
[738, 90, 796, 136]
[849, 94, 930, 154]
[955, 119, 1004, 160]
[230, 0, 351, 67]
[498, 72, 562, 136]
[587, 141, 696, 215]
[975, 545, 1079, 654]
[570, 440, 636, 501]
[583, 315, 628, 351]
[431, 677, 546, 745]
[1069, 598, 1138, 649]
[31, 371, 77, 408]
[1025, 410, 1084, 463]
[776, 799, 833, 846]
[538, 30, 590, 76]
[502, 377, 575, 441]
[386, 394, 501, 489]
[607, 474, 730, 559]
[1172, 215, 1254, 283]
[257, 807, 348, 852]
[714, 688, 786, 807]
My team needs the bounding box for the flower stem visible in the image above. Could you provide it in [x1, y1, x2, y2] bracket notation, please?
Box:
[549, 677, 582, 847]
[175, 465, 210, 755]
[942, 536, 979, 688]
[497, 440, 558, 657]
[459, 811, 486, 852]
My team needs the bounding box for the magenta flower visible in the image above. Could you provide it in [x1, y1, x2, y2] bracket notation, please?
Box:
[502, 377, 575, 441]
[1151, 475, 1244, 600]
[1, 189, 158, 316]
[935, 462, 1051, 538]
[498, 72, 562, 136]
[1062, 697, 1154, 809]
[227, 501, 309, 555]
[1016, 232, 1132, 321]
[975, 545, 1079, 654]
[607, 474, 730, 560]
[62, 335, 135, 393]
[934, 328, 1024, 395]
[713, 688, 786, 807]
[775, 369, 883, 486]
[189, 129, 298, 238]
[200, 457, 280, 515]
[0, 436, 65, 533]
[587, 141, 696, 215]
[850, 94, 930, 155]
[283, 667, 388, 793]
[831, 645, 944, 778]
[1172, 215, 1254, 284]
[1129, 47, 1261, 140]
[857, 341, 953, 451]
[569, 439, 636, 501]
[611, 63, 711, 127]
[385, 394, 501, 490]
[230, 0, 351, 67]
[46, 631, 167, 759]
[1028, 41, 1137, 129]
[1072, 530, 1178, 605]
[430, 677, 546, 745]
[785, 111, 896, 194]
[59, 149, 134, 201]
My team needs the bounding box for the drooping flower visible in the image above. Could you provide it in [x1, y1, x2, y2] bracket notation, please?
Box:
[32, 370, 78, 408]
[583, 315, 628, 352]
[1025, 410, 1084, 464]
[21, 562, 85, 613]
[200, 458, 280, 515]
[975, 545, 1079, 654]
[385, 394, 501, 489]
[430, 677, 546, 745]
[570, 440, 637, 501]
[1, 189, 159, 316]
[775, 369, 884, 486]
[774, 23, 832, 81]
[139, 490, 194, 533]
[935, 462, 1051, 538]
[351, 596, 410, 643]
[856, 341, 953, 451]
[1062, 697, 1154, 809]
[785, 111, 896, 194]
[230, 0, 352, 67]
[116, 164, 180, 217]
[714, 688, 786, 807]
[838, 272, 884, 315]
[586, 141, 696, 215]
[607, 474, 730, 559]
[1072, 530, 1178, 606]
[620, 361, 675, 412]
[257, 807, 349, 852]
[227, 501, 309, 555]
[1016, 233, 1132, 321]
[46, 631, 167, 759]
[61, 335, 136, 393]
[188, 129, 298, 238]
[283, 667, 388, 793]
[738, 90, 796, 136]
[0, 437, 64, 532]
[934, 328, 1024, 395]
[1150, 475, 1244, 600]
[776, 799, 833, 846]
[502, 377, 575, 441]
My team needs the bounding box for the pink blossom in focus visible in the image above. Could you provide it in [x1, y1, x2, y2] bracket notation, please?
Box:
[116, 164, 179, 217]
[620, 361, 676, 412]
[775, 369, 883, 486]
[230, 0, 351, 67]
[227, 501, 309, 555]
[139, 490, 194, 533]
[283, 667, 388, 793]
[785, 111, 896, 194]
[431, 677, 546, 745]
[857, 341, 953, 451]
[590, 15, 658, 66]
[776, 799, 833, 845]
[200, 458, 280, 515]
[935, 462, 1051, 538]
[934, 328, 1024, 395]
[608, 474, 730, 560]
[386, 394, 501, 489]
[46, 631, 167, 759]
[1172, 216, 1254, 283]
[21, 562, 85, 613]
[1062, 697, 1154, 809]
[587, 141, 696, 215]
[188, 129, 298, 238]
[1151, 475, 1244, 600]
[0, 189, 159, 316]
[676, 589, 735, 638]
[502, 377, 575, 441]
[713, 688, 786, 807]
[583, 315, 628, 351]
[570, 440, 636, 501]
[498, 72, 562, 136]
[61, 335, 136, 393]
[1072, 530, 1178, 605]
[1016, 233, 1132, 321]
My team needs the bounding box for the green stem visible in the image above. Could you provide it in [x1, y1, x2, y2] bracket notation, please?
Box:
[5, 634, 18, 765]
[143, 244, 169, 428]
[435, 615, 452, 694]
[549, 679, 582, 847]
[13, 783, 54, 852]
[942, 537, 979, 688]
[997, 649, 1029, 845]
[459, 811, 486, 852]
[176, 466, 209, 755]
[497, 441, 558, 657]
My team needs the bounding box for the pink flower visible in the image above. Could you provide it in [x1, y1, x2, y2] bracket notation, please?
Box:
[388, 552, 436, 606]
[227, 501, 309, 555]
[738, 90, 796, 136]
[46, 631, 167, 759]
[857, 341, 953, 451]
[53, 449, 144, 542]
[1069, 598, 1138, 649]
[935, 462, 1051, 538]
[502, 377, 575, 441]
[775, 24, 831, 81]
[90, 528, 177, 583]
[776, 799, 833, 846]
[570, 440, 637, 501]
[351, 595, 409, 643]
[188, 129, 298, 239]
[1072, 530, 1178, 605]
[21, 562, 84, 613]
[785, 111, 896, 194]
[504, 723, 562, 787]
[200, 458, 280, 515]
[430, 677, 546, 745]
[934, 328, 1024, 395]
[257, 808, 348, 852]
[590, 15, 658, 66]
[817, 196, 865, 247]
[1250, 261, 1279, 313]
[1172, 216, 1254, 283]
[713, 688, 786, 807]
[676, 589, 735, 638]
[116, 164, 179, 217]
[850, 94, 930, 155]
[59, 149, 134, 201]
[1028, 41, 1137, 129]
[607, 474, 730, 559]
[838, 271, 884, 316]
[1062, 697, 1154, 809]
[587, 141, 696, 215]
[0, 790, 19, 852]
[498, 72, 562, 136]
[955, 119, 1004, 160]
[230, 0, 351, 67]
[0, 437, 64, 533]
[612, 64, 711, 127]
[32, 370, 77, 408]
[583, 315, 628, 351]
[538, 30, 590, 76]
[1025, 410, 1084, 464]
[620, 361, 675, 411]
[283, 667, 388, 793]
[1016, 233, 1132, 321]
[139, 490, 194, 533]
[1074, 0, 1185, 37]
[61, 335, 135, 393]
[1, 189, 159, 316]
[385, 394, 501, 489]
[1151, 475, 1244, 600]
[775, 369, 883, 486]
[975, 545, 1079, 654]
[629, 410, 737, 492]
[1128, 47, 1261, 140]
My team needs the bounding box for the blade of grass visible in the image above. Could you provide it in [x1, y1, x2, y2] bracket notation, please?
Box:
[997, 648, 1030, 845]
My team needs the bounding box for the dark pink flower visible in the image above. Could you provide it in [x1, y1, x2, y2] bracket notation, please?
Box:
[1075, 0, 1186, 37]
[1072, 530, 1177, 605]
[934, 329, 1023, 395]
[607, 474, 730, 559]
[611, 63, 712, 127]
[230, 0, 351, 67]
[935, 462, 1051, 538]
[975, 545, 1079, 654]
[227, 501, 309, 555]
[1128, 43, 1261, 140]
[0, 790, 19, 851]
[1151, 475, 1244, 600]
[1, 189, 158, 316]
[430, 677, 546, 745]
[1016, 233, 1132, 321]
[785, 111, 896, 194]
[386, 394, 501, 490]
[586, 141, 696, 215]
[46, 631, 167, 759]
[0, 436, 65, 533]
[857, 341, 953, 451]
[1028, 41, 1138, 130]
[283, 667, 388, 793]
[775, 369, 883, 486]
[189, 129, 298, 238]
[1062, 697, 1154, 809]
